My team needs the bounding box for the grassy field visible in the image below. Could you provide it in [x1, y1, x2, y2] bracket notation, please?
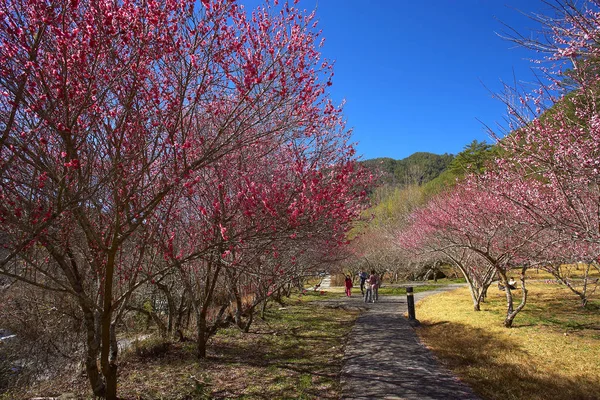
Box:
[378, 284, 442, 296]
[14, 293, 358, 400]
[415, 283, 600, 400]
[377, 278, 466, 296]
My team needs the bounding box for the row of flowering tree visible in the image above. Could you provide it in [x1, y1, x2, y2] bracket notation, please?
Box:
[398, 0, 600, 327]
[489, 0, 600, 307]
[398, 183, 541, 326]
[0, 0, 371, 398]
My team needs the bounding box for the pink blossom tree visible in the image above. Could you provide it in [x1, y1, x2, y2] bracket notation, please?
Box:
[488, 1, 600, 307]
[0, 0, 368, 397]
[157, 129, 370, 357]
[399, 182, 543, 327]
[531, 230, 600, 306]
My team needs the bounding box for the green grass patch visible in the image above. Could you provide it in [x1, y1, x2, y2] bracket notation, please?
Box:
[378, 284, 443, 296]
[415, 283, 600, 400]
[297, 288, 341, 301]
[443, 277, 467, 284]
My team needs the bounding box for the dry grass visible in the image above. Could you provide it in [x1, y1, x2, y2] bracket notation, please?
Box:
[524, 264, 600, 281]
[15, 298, 358, 400]
[415, 283, 600, 400]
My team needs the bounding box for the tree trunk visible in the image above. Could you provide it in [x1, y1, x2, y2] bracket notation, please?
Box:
[184, 299, 192, 330]
[468, 284, 481, 311]
[462, 274, 481, 312]
[449, 258, 485, 311]
[63, 250, 105, 397]
[550, 266, 589, 308]
[260, 299, 268, 319]
[503, 267, 528, 328]
[194, 260, 222, 358]
[104, 364, 118, 400]
[231, 282, 244, 329]
[243, 309, 254, 333]
[196, 308, 208, 358]
[101, 249, 118, 400]
[109, 323, 118, 363]
[481, 284, 488, 302]
[231, 287, 258, 332]
[580, 263, 591, 307]
[156, 282, 176, 335]
[174, 294, 187, 337]
[82, 308, 105, 397]
[283, 282, 291, 297]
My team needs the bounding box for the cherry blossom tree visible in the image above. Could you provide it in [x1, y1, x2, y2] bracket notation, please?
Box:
[399, 193, 493, 311]
[487, 1, 600, 307]
[399, 182, 543, 327]
[157, 129, 369, 357]
[531, 231, 600, 306]
[0, 0, 369, 398]
[399, 213, 496, 312]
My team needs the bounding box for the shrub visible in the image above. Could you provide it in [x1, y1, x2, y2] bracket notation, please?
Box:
[133, 337, 171, 359]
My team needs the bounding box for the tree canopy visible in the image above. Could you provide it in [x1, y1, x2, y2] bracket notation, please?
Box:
[362, 152, 454, 187]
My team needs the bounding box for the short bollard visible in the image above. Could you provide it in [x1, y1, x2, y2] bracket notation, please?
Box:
[406, 286, 416, 320]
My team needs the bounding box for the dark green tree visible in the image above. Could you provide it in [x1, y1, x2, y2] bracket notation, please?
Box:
[448, 140, 497, 175]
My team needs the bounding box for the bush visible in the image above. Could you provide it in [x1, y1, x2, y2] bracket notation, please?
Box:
[0, 339, 21, 395]
[0, 351, 11, 393]
[134, 337, 171, 359]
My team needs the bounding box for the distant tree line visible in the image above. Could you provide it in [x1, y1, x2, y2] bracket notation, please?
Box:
[361, 152, 454, 187]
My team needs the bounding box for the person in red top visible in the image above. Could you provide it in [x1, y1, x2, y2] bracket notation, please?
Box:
[344, 275, 353, 297]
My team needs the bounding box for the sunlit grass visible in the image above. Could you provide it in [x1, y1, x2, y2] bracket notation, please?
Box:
[297, 287, 344, 302]
[523, 264, 600, 281]
[378, 285, 441, 296]
[415, 283, 600, 400]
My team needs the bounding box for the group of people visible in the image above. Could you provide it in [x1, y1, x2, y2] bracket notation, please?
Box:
[344, 270, 380, 303]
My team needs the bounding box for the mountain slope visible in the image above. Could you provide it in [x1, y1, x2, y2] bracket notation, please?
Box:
[362, 152, 454, 186]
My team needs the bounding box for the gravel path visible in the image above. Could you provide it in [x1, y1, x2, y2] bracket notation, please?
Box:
[320, 284, 481, 400]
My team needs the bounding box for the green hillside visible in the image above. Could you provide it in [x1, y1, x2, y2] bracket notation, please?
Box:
[362, 152, 454, 186]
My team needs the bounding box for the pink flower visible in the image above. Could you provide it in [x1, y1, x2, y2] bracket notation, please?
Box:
[219, 224, 228, 240]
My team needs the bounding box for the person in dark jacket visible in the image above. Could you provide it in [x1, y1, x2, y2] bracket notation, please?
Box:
[358, 270, 368, 295]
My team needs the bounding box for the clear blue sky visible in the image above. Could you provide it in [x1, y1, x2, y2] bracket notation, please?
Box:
[241, 0, 555, 160]
[306, 0, 553, 160]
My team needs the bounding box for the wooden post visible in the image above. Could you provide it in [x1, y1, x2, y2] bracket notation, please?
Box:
[407, 287, 416, 320]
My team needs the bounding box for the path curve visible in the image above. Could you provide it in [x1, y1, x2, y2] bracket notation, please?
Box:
[321, 284, 481, 400]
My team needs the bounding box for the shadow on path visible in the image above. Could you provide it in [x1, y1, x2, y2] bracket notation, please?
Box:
[321, 284, 482, 400]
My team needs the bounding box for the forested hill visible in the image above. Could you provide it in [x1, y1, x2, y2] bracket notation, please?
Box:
[361, 152, 454, 186]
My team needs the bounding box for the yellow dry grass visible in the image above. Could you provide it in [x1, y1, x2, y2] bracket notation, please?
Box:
[415, 283, 600, 400]
[524, 264, 600, 281]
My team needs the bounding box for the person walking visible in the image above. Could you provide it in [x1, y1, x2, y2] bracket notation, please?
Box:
[358, 270, 368, 295]
[369, 270, 379, 303]
[344, 275, 353, 297]
[364, 279, 372, 303]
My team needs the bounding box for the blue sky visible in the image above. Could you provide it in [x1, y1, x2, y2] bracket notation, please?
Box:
[304, 0, 554, 160]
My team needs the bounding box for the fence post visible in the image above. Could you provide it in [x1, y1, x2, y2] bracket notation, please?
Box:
[406, 286, 416, 320]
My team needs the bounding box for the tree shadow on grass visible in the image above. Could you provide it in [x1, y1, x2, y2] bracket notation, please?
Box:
[208, 340, 342, 399]
[118, 302, 356, 399]
[418, 321, 600, 400]
[120, 337, 342, 399]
